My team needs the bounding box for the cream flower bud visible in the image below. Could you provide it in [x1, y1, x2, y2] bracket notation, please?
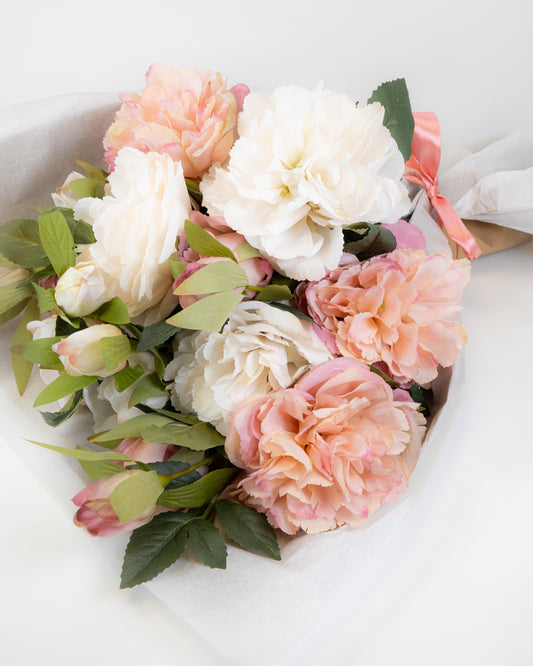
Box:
[55, 261, 109, 317]
[0, 266, 30, 286]
[51, 171, 85, 208]
[53, 324, 126, 377]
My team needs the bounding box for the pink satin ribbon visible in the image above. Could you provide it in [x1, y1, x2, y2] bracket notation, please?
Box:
[404, 112, 481, 260]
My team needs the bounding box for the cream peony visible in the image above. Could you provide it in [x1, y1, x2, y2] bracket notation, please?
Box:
[164, 301, 332, 435]
[74, 147, 191, 318]
[201, 85, 410, 281]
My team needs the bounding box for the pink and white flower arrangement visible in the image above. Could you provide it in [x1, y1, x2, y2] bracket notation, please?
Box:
[0, 65, 476, 587]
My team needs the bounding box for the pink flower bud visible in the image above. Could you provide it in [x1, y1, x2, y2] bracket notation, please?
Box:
[72, 470, 160, 537]
[53, 324, 126, 377]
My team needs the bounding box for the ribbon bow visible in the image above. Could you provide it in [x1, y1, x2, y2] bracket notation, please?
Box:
[404, 112, 481, 260]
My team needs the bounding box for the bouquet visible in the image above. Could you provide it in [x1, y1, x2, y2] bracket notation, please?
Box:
[0, 64, 477, 588]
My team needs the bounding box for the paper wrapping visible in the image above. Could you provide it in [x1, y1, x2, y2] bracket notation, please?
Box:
[0, 94, 520, 664]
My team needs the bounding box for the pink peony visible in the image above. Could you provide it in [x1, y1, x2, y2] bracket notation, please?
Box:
[301, 249, 470, 385]
[103, 63, 249, 179]
[174, 210, 273, 307]
[72, 470, 163, 537]
[225, 358, 426, 535]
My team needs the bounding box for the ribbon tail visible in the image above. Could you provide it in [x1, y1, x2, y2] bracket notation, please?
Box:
[432, 195, 482, 260]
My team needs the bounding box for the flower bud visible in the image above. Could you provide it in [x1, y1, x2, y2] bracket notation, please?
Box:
[72, 470, 160, 537]
[51, 171, 85, 208]
[55, 261, 109, 317]
[53, 324, 126, 377]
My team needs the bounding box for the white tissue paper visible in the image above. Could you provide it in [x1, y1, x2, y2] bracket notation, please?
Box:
[1, 94, 520, 665]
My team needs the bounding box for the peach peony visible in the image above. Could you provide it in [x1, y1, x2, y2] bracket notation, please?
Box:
[103, 63, 249, 179]
[301, 249, 470, 384]
[225, 358, 426, 534]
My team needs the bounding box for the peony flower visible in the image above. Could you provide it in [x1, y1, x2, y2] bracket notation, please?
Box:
[164, 301, 332, 435]
[83, 352, 168, 431]
[72, 470, 162, 537]
[201, 85, 410, 281]
[103, 63, 249, 179]
[175, 210, 273, 307]
[51, 171, 85, 208]
[53, 324, 126, 377]
[55, 261, 109, 317]
[302, 249, 470, 384]
[225, 357, 426, 534]
[74, 147, 191, 318]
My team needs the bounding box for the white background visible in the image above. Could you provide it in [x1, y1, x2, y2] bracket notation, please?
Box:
[1, 1, 533, 665]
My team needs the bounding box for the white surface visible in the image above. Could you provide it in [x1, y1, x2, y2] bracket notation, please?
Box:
[1, 4, 533, 664]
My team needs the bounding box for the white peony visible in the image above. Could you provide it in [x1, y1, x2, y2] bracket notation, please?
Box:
[201, 85, 410, 281]
[74, 147, 191, 318]
[164, 301, 333, 435]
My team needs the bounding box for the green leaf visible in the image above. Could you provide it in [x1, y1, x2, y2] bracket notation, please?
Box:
[33, 373, 97, 407]
[0, 218, 48, 268]
[38, 210, 76, 277]
[92, 297, 130, 324]
[128, 373, 168, 408]
[15, 336, 62, 369]
[26, 439, 133, 462]
[166, 291, 244, 332]
[0, 297, 30, 326]
[120, 512, 193, 588]
[73, 158, 108, 181]
[142, 421, 225, 451]
[168, 448, 205, 466]
[110, 470, 163, 524]
[0, 280, 32, 315]
[137, 320, 178, 353]
[68, 177, 105, 199]
[157, 468, 238, 509]
[0, 250, 20, 268]
[40, 390, 84, 427]
[173, 261, 248, 296]
[367, 78, 415, 162]
[268, 301, 316, 325]
[89, 413, 174, 443]
[343, 223, 397, 260]
[32, 282, 57, 314]
[235, 241, 261, 261]
[256, 284, 293, 302]
[98, 334, 131, 372]
[72, 219, 96, 245]
[78, 453, 125, 482]
[217, 500, 281, 560]
[169, 259, 187, 281]
[184, 218, 237, 261]
[11, 299, 40, 395]
[186, 519, 227, 569]
[114, 363, 145, 392]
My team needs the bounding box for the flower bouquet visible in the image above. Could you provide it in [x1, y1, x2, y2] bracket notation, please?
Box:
[0, 64, 476, 588]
